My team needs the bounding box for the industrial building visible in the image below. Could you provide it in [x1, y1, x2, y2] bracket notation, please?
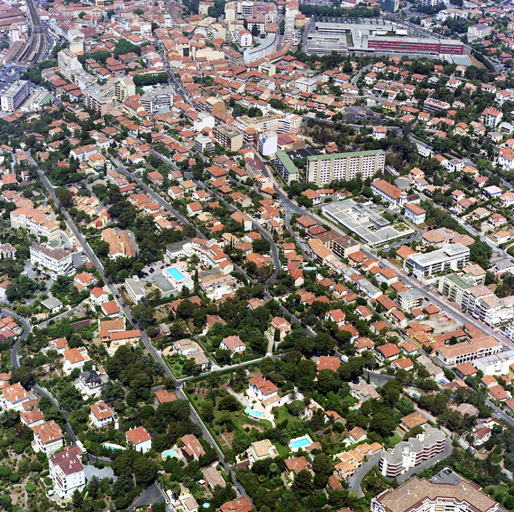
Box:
[305, 20, 464, 57]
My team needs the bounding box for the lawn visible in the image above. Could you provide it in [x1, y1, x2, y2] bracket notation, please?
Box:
[361, 467, 392, 498]
[384, 434, 403, 449]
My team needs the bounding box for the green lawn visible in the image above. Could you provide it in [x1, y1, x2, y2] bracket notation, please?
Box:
[385, 434, 403, 448]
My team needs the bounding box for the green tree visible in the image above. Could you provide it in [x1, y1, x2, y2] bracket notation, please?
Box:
[133, 456, 158, 485]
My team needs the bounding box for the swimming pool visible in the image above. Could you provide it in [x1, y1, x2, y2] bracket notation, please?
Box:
[167, 267, 186, 281]
[245, 406, 263, 419]
[103, 442, 125, 452]
[162, 449, 178, 459]
[289, 435, 312, 451]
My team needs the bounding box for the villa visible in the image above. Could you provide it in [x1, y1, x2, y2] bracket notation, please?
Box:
[247, 440, 278, 467]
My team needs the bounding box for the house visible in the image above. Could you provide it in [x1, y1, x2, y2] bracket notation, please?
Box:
[20, 408, 45, 428]
[90, 286, 109, 305]
[376, 343, 400, 361]
[154, 389, 177, 404]
[181, 434, 205, 460]
[220, 335, 246, 354]
[202, 463, 226, 491]
[247, 439, 278, 466]
[126, 426, 152, 453]
[90, 400, 115, 429]
[348, 426, 367, 444]
[220, 496, 253, 512]
[325, 308, 345, 326]
[1, 382, 30, 411]
[284, 456, 312, 479]
[76, 369, 104, 398]
[49, 446, 86, 499]
[63, 347, 90, 375]
[248, 376, 278, 400]
[33, 420, 64, 456]
[399, 412, 427, 434]
[318, 356, 340, 372]
[269, 317, 291, 340]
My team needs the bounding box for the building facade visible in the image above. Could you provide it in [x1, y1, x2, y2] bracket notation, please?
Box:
[307, 150, 385, 186]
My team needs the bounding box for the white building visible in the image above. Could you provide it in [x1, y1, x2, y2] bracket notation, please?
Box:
[57, 49, 83, 80]
[307, 151, 385, 186]
[258, 131, 278, 156]
[404, 244, 470, 280]
[30, 243, 73, 279]
[235, 28, 252, 47]
[126, 426, 152, 453]
[33, 420, 64, 457]
[295, 77, 318, 93]
[63, 347, 90, 375]
[49, 446, 86, 499]
[378, 427, 446, 477]
[404, 203, 426, 225]
[125, 277, 147, 304]
[89, 400, 116, 429]
[1, 80, 30, 113]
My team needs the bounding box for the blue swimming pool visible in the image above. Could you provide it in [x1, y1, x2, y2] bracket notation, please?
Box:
[167, 267, 186, 281]
[289, 436, 312, 450]
[162, 449, 178, 459]
[245, 406, 263, 419]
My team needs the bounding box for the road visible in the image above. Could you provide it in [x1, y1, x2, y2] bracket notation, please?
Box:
[6, 307, 30, 370]
[41, 154, 252, 499]
[486, 399, 514, 427]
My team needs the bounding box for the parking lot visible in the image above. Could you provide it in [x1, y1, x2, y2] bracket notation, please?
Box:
[0, 65, 24, 96]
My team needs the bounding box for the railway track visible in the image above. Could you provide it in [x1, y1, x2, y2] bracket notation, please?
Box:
[14, 0, 46, 66]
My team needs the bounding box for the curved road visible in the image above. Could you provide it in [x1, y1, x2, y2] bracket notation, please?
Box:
[31, 155, 250, 501]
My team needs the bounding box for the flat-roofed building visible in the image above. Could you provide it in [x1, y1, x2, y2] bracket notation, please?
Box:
[404, 243, 469, 280]
[307, 150, 385, 186]
[1, 80, 29, 112]
[379, 427, 446, 478]
[214, 124, 243, 152]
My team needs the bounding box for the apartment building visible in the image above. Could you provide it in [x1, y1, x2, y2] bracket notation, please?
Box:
[194, 135, 215, 154]
[371, 179, 407, 209]
[314, 230, 360, 259]
[378, 427, 446, 478]
[1, 80, 29, 112]
[404, 244, 470, 280]
[183, 238, 231, 273]
[112, 76, 136, 102]
[30, 243, 73, 279]
[307, 150, 385, 186]
[10, 206, 60, 241]
[214, 124, 243, 152]
[438, 274, 477, 306]
[371, 477, 499, 512]
[140, 86, 174, 114]
[274, 151, 300, 183]
[83, 85, 115, 116]
[423, 97, 451, 113]
[461, 285, 514, 327]
[49, 446, 86, 499]
[435, 336, 501, 366]
[57, 49, 83, 80]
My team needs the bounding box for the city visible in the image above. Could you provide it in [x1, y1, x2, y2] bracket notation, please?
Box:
[0, 0, 513, 510]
